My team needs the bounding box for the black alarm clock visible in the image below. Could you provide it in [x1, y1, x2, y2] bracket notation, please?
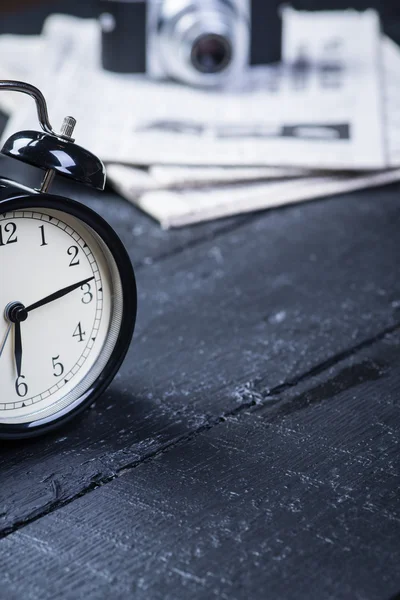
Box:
[0, 81, 137, 439]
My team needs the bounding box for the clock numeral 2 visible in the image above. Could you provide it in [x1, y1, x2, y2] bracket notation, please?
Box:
[68, 245, 80, 267]
[15, 375, 28, 398]
[52, 355, 64, 377]
[73, 322, 86, 343]
[39, 225, 48, 246]
[0, 222, 17, 246]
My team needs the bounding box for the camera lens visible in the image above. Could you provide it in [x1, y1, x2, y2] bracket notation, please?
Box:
[191, 34, 232, 74]
[154, 1, 250, 87]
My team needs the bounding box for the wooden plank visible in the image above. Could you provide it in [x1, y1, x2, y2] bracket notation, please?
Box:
[1, 333, 399, 599]
[1, 181, 400, 533]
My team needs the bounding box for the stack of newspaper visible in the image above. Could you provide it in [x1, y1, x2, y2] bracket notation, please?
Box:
[0, 8, 400, 228]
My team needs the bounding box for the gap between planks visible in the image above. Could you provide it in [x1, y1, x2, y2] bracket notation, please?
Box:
[1, 317, 399, 541]
[133, 213, 257, 271]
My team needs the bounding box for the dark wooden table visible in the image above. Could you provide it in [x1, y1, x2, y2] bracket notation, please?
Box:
[1, 3, 400, 597]
[1, 151, 400, 599]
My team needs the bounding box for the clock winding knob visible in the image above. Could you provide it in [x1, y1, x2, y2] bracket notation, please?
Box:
[60, 116, 77, 141]
[40, 116, 78, 192]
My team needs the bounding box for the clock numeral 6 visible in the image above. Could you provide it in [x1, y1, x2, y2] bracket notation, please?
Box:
[73, 322, 86, 343]
[52, 355, 65, 378]
[0, 222, 17, 246]
[15, 375, 28, 398]
[67, 245, 80, 267]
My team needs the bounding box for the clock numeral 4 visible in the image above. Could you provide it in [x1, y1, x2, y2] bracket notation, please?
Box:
[52, 355, 65, 377]
[73, 322, 86, 343]
[15, 375, 28, 398]
[67, 245, 80, 267]
[0, 222, 17, 246]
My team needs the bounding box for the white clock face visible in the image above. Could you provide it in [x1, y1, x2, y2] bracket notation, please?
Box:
[0, 207, 123, 426]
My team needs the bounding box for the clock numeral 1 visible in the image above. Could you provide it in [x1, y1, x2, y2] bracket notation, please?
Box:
[52, 355, 64, 377]
[0, 222, 17, 246]
[73, 322, 86, 343]
[15, 375, 28, 398]
[39, 224, 48, 246]
[68, 245, 80, 267]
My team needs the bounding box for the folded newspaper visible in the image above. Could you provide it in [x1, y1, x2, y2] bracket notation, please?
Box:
[0, 8, 399, 227]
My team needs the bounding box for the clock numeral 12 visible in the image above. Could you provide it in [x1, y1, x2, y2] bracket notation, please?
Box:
[0, 222, 17, 246]
[73, 322, 86, 343]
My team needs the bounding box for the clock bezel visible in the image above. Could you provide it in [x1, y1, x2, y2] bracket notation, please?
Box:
[0, 193, 137, 439]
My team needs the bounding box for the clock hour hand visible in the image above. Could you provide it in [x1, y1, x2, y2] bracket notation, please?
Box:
[14, 321, 22, 378]
[26, 276, 95, 313]
[3, 303, 26, 375]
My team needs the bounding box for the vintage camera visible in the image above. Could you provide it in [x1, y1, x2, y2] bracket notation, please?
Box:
[99, 0, 281, 87]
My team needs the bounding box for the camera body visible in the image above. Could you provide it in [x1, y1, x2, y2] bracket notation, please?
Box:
[100, 0, 282, 87]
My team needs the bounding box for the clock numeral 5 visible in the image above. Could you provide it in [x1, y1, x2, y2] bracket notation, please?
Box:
[52, 355, 65, 377]
[73, 322, 86, 343]
[0, 222, 17, 246]
[15, 375, 28, 398]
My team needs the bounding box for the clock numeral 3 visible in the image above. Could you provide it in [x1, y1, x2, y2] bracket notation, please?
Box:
[0, 222, 17, 246]
[73, 322, 86, 343]
[15, 375, 28, 398]
[67, 245, 80, 267]
[52, 355, 65, 377]
[81, 282, 93, 304]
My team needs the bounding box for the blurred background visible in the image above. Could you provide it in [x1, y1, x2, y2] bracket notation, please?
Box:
[1, 1, 400, 41]
[0, 1, 96, 33]
[1, 1, 400, 228]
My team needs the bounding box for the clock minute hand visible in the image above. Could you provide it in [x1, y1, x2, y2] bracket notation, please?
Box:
[26, 276, 95, 313]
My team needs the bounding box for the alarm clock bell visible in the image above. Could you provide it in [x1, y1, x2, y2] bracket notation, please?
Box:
[0, 80, 106, 193]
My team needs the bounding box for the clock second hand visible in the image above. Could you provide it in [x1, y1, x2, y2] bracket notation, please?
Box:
[0, 323, 12, 358]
